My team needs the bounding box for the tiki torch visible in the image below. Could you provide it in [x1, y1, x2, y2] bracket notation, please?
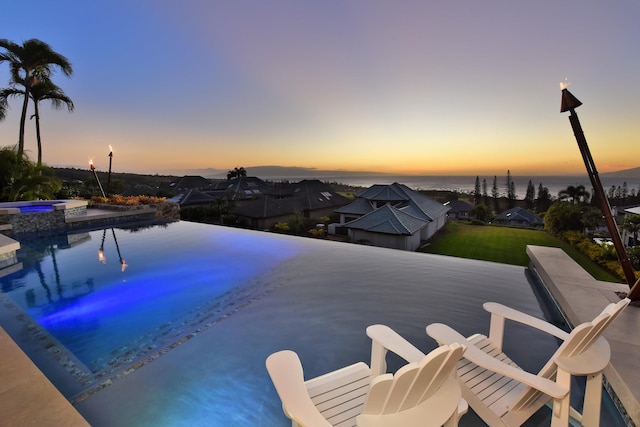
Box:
[89, 158, 107, 198]
[560, 84, 640, 297]
[107, 145, 113, 194]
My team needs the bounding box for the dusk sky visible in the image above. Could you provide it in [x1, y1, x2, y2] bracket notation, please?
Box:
[1, 1, 639, 176]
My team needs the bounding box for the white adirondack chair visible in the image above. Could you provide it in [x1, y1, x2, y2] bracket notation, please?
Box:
[266, 324, 468, 427]
[427, 298, 630, 427]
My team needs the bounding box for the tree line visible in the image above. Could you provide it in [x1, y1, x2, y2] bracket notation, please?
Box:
[472, 171, 640, 214]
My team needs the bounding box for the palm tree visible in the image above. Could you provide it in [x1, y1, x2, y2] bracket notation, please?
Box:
[0, 38, 73, 156]
[0, 89, 7, 121]
[29, 78, 74, 166]
[1, 79, 74, 166]
[226, 166, 247, 180]
[622, 214, 640, 247]
[558, 184, 590, 204]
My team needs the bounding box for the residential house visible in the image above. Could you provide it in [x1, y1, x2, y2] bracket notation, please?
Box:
[443, 200, 473, 220]
[335, 183, 449, 251]
[494, 206, 543, 227]
[621, 205, 640, 246]
[231, 180, 351, 230]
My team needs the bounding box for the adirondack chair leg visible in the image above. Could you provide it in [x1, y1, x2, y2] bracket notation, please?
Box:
[581, 371, 603, 427]
[443, 411, 460, 427]
[370, 340, 388, 376]
[551, 369, 572, 427]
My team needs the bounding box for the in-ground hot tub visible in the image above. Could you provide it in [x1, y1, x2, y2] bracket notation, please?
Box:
[0, 200, 88, 234]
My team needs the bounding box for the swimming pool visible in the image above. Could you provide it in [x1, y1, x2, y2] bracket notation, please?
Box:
[0, 221, 625, 426]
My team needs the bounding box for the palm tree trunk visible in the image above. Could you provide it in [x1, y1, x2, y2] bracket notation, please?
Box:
[33, 101, 42, 166]
[18, 87, 30, 156]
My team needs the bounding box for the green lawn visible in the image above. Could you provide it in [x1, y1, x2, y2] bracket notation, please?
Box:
[420, 222, 621, 282]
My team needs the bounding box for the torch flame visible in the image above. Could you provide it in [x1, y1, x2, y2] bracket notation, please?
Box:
[109, 145, 113, 154]
[98, 249, 106, 263]
[559, 77, 570, 90]
[89, 157, 95, 169]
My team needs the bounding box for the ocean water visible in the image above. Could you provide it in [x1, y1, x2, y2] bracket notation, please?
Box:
[271, 174, 640, 200]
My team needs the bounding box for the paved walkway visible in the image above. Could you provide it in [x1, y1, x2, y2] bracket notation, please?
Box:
[527, 245, 640, 426]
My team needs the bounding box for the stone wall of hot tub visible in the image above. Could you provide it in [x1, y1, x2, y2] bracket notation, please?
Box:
[0, 201, 88, 233]
[8, 209, 68, 232]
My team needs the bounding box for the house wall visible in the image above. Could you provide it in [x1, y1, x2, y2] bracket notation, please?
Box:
[350, 229, 421, 251]
[421, 213, 447, 240]
[242, 207, 337, 231]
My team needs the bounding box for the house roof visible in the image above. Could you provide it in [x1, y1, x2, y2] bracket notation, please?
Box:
[290, 180, 351, 210]
[167, 175, 211, 191]
[334, 197, 374, 215]
[210, 176, 273, 200]
[624, 206, 640, 215]
[356, 184, 407, 202]
[443, 200, 473, 213]
[495, 207, 542, 223]
[232, 180, 350, 219]
[169, 189, 216, 205]
[338, 183, 449, 233]
[344, 204, 426, 235]
[380, 183, 450, 221]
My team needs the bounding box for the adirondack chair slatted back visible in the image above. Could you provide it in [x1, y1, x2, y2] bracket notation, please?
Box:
[510, 298, 629, 412]
[362, 343, 464, 415]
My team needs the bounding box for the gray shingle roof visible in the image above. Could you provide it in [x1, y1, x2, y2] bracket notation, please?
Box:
[443, 200, 473, 213]
[354, 183, 449, 221]
[334, 198, 375, 215]
[495, 207, 542, 223]
[344, 204, 426, 235]
[356, 184, 407, 202]
[232, 180, 350, 219]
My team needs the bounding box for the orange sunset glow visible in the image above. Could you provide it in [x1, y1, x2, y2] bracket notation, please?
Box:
[2, 2, 639, 177]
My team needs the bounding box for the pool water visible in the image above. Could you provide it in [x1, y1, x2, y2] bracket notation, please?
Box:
[1, 222, 305, 380]
[0, 221, 626, 426]
[18, 205, 55, 213]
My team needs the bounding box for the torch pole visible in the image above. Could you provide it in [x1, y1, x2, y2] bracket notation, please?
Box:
[107, 151, 113, 195]
[91, 164, 107, 198]
[561, 88, 640, 297]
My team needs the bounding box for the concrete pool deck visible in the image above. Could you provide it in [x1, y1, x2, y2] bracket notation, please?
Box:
[0, 240, 639, 425]
[527, 245, 640, 426]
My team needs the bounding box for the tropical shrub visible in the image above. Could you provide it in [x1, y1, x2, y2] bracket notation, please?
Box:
[90, 195, 166, 205]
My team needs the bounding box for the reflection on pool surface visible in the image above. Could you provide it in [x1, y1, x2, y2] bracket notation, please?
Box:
[0, 221, 625, 426]
[1, 222, 305, 380]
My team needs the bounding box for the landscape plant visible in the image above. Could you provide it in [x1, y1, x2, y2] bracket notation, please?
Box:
[90, 195, 166, 205]
[0, 145, 60, 201]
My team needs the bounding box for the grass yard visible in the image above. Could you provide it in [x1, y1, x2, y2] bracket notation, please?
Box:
[420, 222, 621, 282]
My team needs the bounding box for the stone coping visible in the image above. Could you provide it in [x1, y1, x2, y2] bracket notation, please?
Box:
[0, 327, 89, 426]
[0, 233, 19, 255]
[527, 245, 638, 426]
[0, 199, 87, 214]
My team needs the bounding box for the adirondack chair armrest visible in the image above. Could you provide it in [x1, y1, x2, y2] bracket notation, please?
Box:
[266, 350, 332, 427]
[555, 336, 611, 376]
[367, 324, 426, 375]
[427, 323, 569, 400]
[484, 302, 570, 341]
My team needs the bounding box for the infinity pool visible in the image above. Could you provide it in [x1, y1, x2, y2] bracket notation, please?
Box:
[0, 221, 625, 426]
